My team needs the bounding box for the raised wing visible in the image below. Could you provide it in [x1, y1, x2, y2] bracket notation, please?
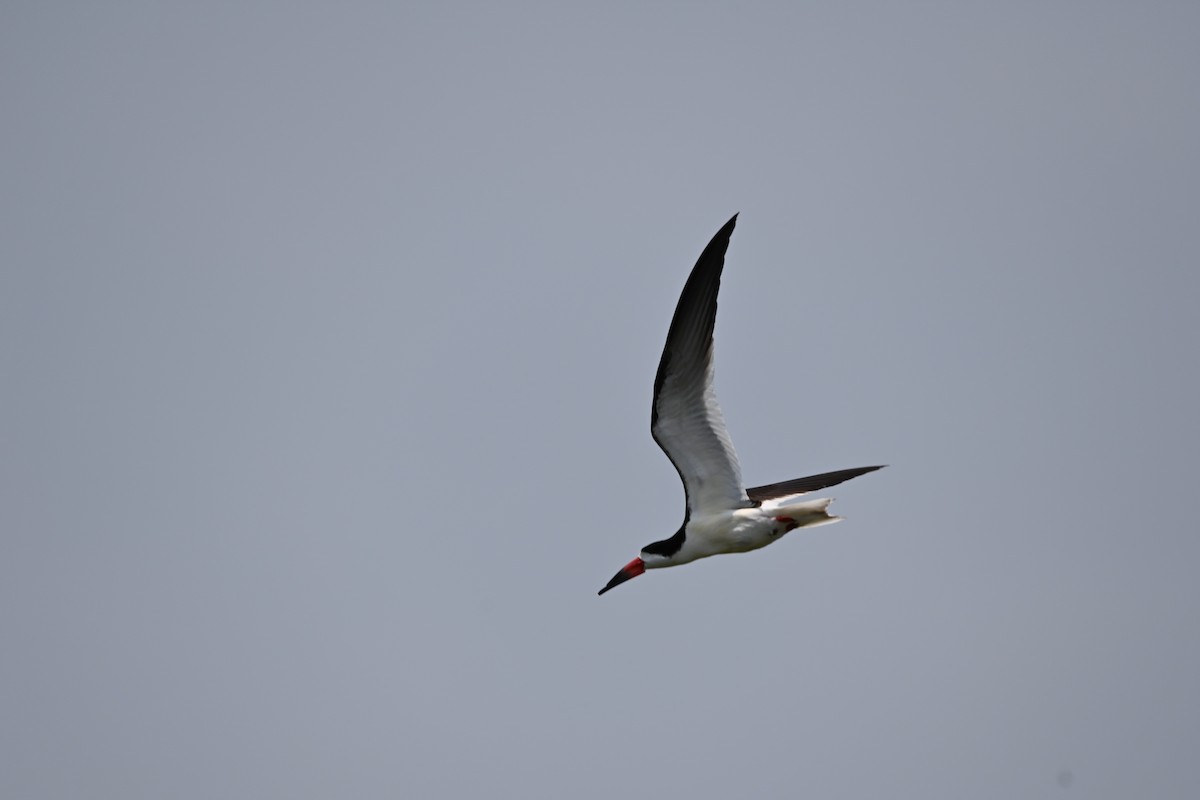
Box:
[651, 214, 751, 518]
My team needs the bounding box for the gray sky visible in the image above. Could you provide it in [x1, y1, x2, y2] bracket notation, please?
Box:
[3, 2, 1198, 798]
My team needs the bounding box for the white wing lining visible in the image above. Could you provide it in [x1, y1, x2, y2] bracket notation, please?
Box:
[650, 214, 751, 518]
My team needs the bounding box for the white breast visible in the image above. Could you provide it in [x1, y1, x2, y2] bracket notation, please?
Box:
[677, 508, 781, 561]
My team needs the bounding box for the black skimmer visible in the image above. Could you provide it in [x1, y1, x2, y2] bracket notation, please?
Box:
[598, 214, 883, 596]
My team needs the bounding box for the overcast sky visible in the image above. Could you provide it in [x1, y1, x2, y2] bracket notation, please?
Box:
[3, 2, 1199, 798]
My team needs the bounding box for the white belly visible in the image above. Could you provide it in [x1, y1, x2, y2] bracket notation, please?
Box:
[686, 508, 782, 557]
[677, 498, 841, 564]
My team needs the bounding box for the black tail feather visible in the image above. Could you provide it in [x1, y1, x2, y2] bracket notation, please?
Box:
[746, 465, 885, 503]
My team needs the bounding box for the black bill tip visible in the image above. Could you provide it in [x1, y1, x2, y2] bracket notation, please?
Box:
[597, 557, 646, 596]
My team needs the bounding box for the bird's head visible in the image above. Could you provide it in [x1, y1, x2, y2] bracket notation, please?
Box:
[597, 557, 646, 596]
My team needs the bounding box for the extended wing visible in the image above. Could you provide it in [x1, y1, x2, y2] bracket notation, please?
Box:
[747, 465, 885, 503]
[651, 214, 751, 519]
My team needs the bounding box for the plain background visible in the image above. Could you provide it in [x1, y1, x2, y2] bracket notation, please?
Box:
[3, 2, 1198, 798]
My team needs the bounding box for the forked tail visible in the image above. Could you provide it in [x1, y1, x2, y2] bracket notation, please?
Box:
[763, 496, 843, 529]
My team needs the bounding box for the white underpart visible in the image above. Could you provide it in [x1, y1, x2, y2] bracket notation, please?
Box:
[643, 497, 842, 568]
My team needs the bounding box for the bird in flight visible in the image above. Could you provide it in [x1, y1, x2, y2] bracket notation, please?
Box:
[598, 214, 883, 596]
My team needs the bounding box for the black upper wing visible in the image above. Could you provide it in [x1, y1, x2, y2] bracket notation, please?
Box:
[746, 465, 885, 503]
